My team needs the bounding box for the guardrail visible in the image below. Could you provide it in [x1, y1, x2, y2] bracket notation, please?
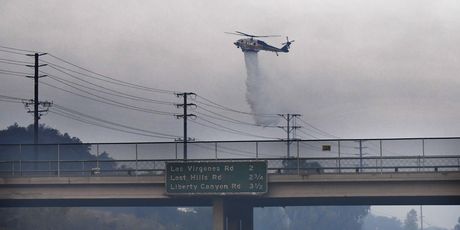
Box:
[0, 138, 459, 177]
[1, 156, 459, 177]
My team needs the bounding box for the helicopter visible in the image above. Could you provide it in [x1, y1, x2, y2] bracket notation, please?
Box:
[225, 31, 294, 56]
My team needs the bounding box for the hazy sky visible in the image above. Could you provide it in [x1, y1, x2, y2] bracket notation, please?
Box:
[1, 0, 460, 141]
[1, 0, 459, 228]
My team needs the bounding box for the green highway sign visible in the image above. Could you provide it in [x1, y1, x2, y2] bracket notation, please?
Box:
[165, 161, 267, 195]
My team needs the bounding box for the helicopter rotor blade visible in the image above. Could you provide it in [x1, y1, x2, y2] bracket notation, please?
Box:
[235, 31, 255, 37]
[252, 33, 281, 38]
[225, 32, 244, 36]
[235, 31, 281, 38]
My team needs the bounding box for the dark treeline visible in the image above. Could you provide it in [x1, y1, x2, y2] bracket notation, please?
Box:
[0, 206, 370, 230]
[0, 207, 212, 230]
[0, 123, 82, 144]
[0, 123, 114, 173]
[0, 206, 455, 230]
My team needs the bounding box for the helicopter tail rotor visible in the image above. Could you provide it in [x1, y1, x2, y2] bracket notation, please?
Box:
[281, 36, 295, 51]
[282, 36, 295, 48]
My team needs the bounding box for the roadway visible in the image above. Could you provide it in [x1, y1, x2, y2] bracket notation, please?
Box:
[1, 172, 459, 207]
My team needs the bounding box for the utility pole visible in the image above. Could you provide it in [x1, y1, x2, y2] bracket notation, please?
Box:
[353, 140, 368, 172]
[278, 114, 301, 158]
[24, 52, 51, 170]
[420, 205, 424, 230]
[25, 52, 50, 145]
[175, 92, 196, 160]
[359, 140, 363, 171]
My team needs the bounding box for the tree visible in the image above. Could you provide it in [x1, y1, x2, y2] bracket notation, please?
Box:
[0, 207, 214, 230]
[0, 123, 82, 144]
[454, 217, 460, 230]
[255, 206, 370, 230]
[362, 213, 403, 230]
[404, 209, 418, 230]
[282, 158, 323, 174]
[0, 123, 116, 174]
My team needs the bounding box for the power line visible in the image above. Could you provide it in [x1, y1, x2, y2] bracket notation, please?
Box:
[52, 104, 179, 139]
[298, 117, 339, 139]
[296, 128, 321, 139]
[192, 143, 261, 158]
[196, 105, 277, 128]
[196, 110, 260, 128]
[0, 45, 176, 95]
[0, 60, 34, 67]
[1, 59, 335, 139]
[195, 94, 279, 117]
[0, 49, 27, 56]
[44, 54, 177, 94]
[0, 94, 27, 104]
[191, 119, 251, 137]
[0, 44, 37, 53]
[199, 116, 279, 139]
[0, 72, 28, 79]
[192, 143, 247, 158]
[0, 68, 30, 75]
[0, 58, 33, 64]
[41, 79, 175, 116]
[217, 144, 258, 156]
[0, 72, 28, 78]
[49, 110, 175, 140]
[0, 94, 27, 101]
[0, 92, 180, 140]
[45, 61, 178, 97]
[0, 44, 338, 143]
[54, 106, 177, 139]
[44, 70, 176, 105]
[0, 99, 24, 104]
[193, 117, 279, 140]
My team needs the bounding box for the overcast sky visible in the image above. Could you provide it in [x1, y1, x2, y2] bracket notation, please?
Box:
[1, 0, 459, 141]
[1, 0, 459, 228]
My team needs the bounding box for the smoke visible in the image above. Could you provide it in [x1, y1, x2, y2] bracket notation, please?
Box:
[279, 207, 292, 228]
[244, 52, 280, 126]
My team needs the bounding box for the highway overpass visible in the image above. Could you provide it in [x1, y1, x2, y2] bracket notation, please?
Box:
[1, 138, 459, 230]
[1, 172, 459, 206]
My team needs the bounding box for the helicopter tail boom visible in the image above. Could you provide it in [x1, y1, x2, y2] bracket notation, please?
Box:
[280, 44, 290, 52]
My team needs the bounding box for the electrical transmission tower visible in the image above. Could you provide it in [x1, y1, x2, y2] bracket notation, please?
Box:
[278, 114, 301, 158]
[353, 140, 368, 172]
[175, 92, 196, 160]
[24, 52, 52, 145]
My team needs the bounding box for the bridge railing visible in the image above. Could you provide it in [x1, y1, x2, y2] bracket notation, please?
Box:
[0, 138, 459, 177]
